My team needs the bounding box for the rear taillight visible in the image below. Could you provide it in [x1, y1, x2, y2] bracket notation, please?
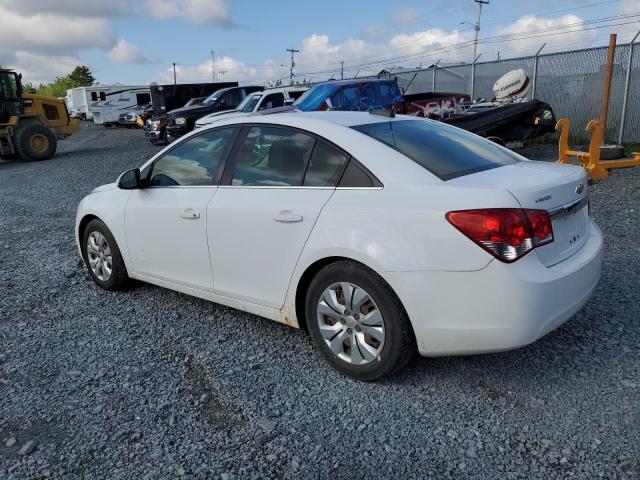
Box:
[445, 208, 553, 263]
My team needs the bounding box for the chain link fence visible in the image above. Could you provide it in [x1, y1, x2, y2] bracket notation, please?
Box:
[386, 41, 640, 143]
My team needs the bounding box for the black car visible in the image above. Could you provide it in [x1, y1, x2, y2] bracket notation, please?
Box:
[165, 85, 262, 142]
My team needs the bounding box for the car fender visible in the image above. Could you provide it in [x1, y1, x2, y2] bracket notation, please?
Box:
[75, 188, 132, 271]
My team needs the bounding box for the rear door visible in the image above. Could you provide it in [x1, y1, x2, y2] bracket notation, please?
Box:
[207, 125, 349, 307]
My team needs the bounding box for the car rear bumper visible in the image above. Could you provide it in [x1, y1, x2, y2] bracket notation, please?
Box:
[385, 219, 603, 357]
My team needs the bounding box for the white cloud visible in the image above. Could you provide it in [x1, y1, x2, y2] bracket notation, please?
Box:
[147, 0, 233, 26]
[152, 56, 259, 84]
[108, 39, 152, 64]
[10, 51, 81, 85]
[0, 3, 154, 84]
[492, 15, 598, 56]
[0, 6, 115, 54]
[0, 0, 134, 17]
[390, 28, 472, 60]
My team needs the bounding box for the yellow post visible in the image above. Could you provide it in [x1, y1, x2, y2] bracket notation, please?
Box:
[556, 119, 571, 164]
[583, 120, 608, 181]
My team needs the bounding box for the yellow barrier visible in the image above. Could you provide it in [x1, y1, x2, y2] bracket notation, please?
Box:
[556, 118, 640, 181]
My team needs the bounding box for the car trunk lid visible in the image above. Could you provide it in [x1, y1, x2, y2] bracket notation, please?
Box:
[448, 161, 589, 266]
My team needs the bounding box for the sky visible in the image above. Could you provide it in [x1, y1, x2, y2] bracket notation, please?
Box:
[1, 0, 639, 86]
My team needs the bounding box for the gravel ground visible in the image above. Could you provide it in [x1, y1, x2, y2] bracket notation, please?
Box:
[0, 123, 638, 479]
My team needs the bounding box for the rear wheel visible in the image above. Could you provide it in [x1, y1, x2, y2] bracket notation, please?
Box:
[13, 122, 57, 161]
[82, 219, 130, 290]
[305, 261, 415, 381]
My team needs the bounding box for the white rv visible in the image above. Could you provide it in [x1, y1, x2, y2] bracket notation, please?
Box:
[86, 85, 151, 126]
[66, 87, 93, 120]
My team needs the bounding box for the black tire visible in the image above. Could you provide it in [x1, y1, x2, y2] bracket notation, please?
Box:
[81, 219, 130, 291]
[305, 261, 416, 381]
[13, 122, 57, 161]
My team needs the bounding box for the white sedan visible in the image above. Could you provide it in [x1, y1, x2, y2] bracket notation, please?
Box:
[75, 111, 603, 380]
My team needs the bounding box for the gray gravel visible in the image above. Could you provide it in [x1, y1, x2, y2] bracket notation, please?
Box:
[0, 123, 638, 479]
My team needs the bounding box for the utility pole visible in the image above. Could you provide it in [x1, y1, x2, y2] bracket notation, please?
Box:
[210, 50, 215, 82]
[496, 51, 500, 61]
[218, 70, 228, 81]
[286, 48, 300, 86]
[472, 0, 489, 64]
[340, 60, 344, 79]
[172, 62, 177, 85]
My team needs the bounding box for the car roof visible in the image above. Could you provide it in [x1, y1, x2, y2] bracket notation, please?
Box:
[314, 78, 393, 87]
[256, 110, 421, 127]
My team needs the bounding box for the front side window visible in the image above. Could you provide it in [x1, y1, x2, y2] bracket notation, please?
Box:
[258, 93, 285, 110]
[91, 92, 98, 101]
[352, 120, 520, 180]
[150, 128, 234, 186]
[231, 126, 315, 186]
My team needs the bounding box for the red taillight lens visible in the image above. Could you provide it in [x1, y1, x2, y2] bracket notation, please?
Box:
[446, 208, 553, 262]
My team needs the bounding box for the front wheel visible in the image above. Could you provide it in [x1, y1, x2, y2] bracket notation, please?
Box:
[82, 219, 130, 290]
[305, 261, 415, 381]
[14, 122, 57, 161]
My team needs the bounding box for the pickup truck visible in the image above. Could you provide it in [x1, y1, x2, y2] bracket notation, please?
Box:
[257, 78, 469, 118]
[143, 97, 206, 144]
[165, 85, 262, 142]
[194, 86, 307, 130]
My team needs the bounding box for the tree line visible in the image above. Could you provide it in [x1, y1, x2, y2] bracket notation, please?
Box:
[23, 66, 96, 98]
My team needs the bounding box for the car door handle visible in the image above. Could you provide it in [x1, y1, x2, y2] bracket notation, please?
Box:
[274, 210, 303, 223]
[179, 208, 200, 219]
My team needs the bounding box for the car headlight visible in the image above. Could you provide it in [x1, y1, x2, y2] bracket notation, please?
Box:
[151, 120, 161, 129]
[174, 117, 187, 126]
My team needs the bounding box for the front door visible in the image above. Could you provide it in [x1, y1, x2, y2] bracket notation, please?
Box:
[208, 125, 349, 307]
[125, 127, 236, 291]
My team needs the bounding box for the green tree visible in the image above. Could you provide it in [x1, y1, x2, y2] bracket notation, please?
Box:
[33, 65, 96, 98]
[68, 66, 95, 87]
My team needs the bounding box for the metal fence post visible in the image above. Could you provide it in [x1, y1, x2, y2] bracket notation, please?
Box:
[470, 54, 481, 99]
[432, 58, 440, 92]
[532, 44, 546, 99]
[618, 31, 640, 144]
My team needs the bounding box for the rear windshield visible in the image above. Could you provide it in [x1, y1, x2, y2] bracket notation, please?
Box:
[352, 120, 520, 180]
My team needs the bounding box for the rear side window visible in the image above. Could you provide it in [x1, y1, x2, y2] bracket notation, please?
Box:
[303, 142, 348, 187]
[231, 126, 315, 186]
[352, 120, 520, 180]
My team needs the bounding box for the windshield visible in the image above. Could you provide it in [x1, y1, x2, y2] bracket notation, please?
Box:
[352, 120, 520, 180]
[293, 84, 340, 111]
[239, 94, 262, 112]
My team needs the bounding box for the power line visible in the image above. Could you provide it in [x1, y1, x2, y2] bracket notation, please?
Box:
[293, 14, 640, 77]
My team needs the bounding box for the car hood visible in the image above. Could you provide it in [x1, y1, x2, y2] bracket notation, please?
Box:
[168, 104, 212, 118]
[197, 110, 247, 125]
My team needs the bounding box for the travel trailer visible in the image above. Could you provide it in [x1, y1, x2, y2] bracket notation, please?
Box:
[87, 85, 151, 126]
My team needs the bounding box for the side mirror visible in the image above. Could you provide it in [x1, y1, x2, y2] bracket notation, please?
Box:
[117, 168, 141, 190]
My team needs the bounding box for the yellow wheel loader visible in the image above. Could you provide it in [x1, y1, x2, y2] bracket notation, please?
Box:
[0, 69, 79, 162]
